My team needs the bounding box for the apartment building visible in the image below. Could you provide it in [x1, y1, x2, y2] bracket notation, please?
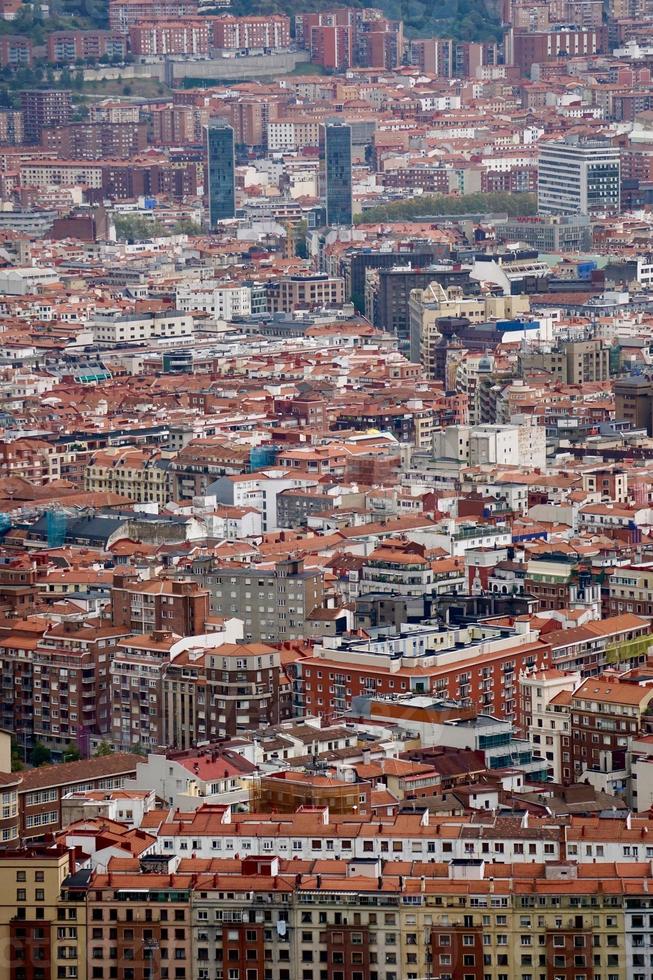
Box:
[164, 640, 283, 744]
[151, 802, 653, 868]
[266, 274, 345, 313]
[175, 281, 252, 318]
[0, 437, 61, 485]
[310, 22, 353, 69]
[298, 620, 549, 725]
[0, 108, 23, 144]
[129, 20, 210, 56]
[544, 613, 652, 673]
[19, 159, 103, 189]
[20, 89, 72, 144]
[41, 121, 148, 162]
[519, 337, 610, 384]
[17, 753, 141, 840]
[210, 14, 291, 49]
[432, 421, 546, 470]
[0, 34, 31, 66]
[359, 540, 435, 597]
[9, 834, 653, 980]
[47, 29, 128, 62]
[151, 104, 208, 146]
[606, 564, 653, 616]
[570, 674, 653, 780]
[84, 447, 171, 504]
[0, 846, 88, 980]
[170, 439, 251, 500]
[111, 576, 211, 636]
[0, 771, 20, 848]
[30, 623, 129, 753]
[267, 118, 322, 152]
[0, 619, 131, 754]
[521, 668, 580, 782]
[111, 630, 177, 751]
[581, 466, 628, 503]
[524, 553, 581, 611]
[86, 870, 192, 977]
[511, 26, 608, 73]
[190, 556, 323, 643]
[0, 561, 38, 615]
[112, 612, 273, 750]
[108, 0, 199, 29]
[555, 337, 609, 384]
[88, 310, 193, 345]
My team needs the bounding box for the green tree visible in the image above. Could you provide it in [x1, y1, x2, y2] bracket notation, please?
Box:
[172, 218, 202, 236]
[30, 741, 52, 768]
[355, 191, 537, 224]
[63, 742, 81, 762]
[10, 739, 25, 771]
[294, 219, 309, 259]
[94, 740, 114, 757]
[114, 213, 169, 242]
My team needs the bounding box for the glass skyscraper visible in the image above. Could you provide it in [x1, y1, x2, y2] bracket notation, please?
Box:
[323, 122, 353, 226]
[206, 119, 235, 227]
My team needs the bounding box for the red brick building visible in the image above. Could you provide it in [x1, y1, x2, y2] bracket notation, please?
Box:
[109, 0, 198, 30]
[41, 121, 148, 161]
[129, 19, 210, 56]
[300, 634, 551, 728]
[310, 23, 353, 69]
[17, 753, 141, 840]
[570, 675, 653, 779]
[0, 35, 31, 67]
[509, 27, 608, 74]
[46, 30, 127, 63]
[210, 14, 290, 50]
[111, 575, 210, 635]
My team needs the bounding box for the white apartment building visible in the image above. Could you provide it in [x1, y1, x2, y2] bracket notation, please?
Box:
[176, 282, 252, 319]
[521, 668, 580, 782]
[152, 805, 653, 866]
[433, 421, 546, 470]
[88, 310, 194, 344]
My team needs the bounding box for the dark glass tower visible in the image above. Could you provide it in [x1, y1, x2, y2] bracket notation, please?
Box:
[206, 119, 235, 227]
[323, 122, 352, 226]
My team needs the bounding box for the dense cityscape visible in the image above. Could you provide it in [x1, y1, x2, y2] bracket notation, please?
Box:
[5, 0, 653, 977]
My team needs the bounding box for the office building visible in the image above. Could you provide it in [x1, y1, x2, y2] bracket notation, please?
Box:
[322, 121, 353, 226]
[206, 118, 235, 227]
[538, 136, 621, 215]
[495, 214, 593, 251]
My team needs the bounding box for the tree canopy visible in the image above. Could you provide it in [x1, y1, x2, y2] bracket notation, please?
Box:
[30, 740, 52, 768]
[355, 191, 537, 224]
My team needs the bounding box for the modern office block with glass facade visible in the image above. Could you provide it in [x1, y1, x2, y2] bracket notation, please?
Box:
[322, 121, 353, 226]
[206, 119, 235, 227]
